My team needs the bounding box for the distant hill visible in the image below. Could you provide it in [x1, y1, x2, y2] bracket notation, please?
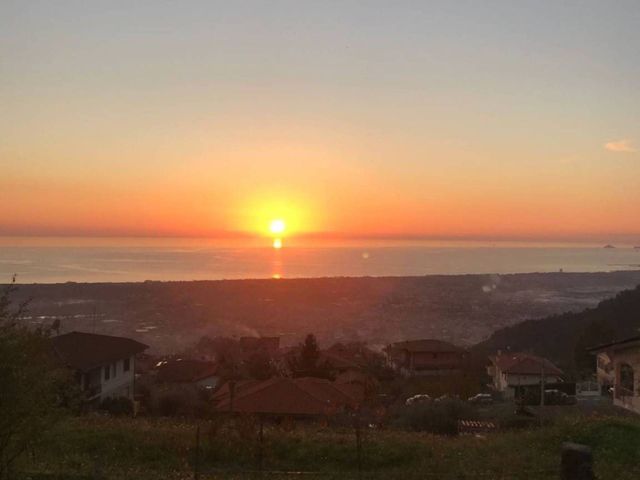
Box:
[473, 285, 640, 374]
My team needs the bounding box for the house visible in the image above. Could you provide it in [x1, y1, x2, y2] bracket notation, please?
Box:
[589, 335, 640, 414]
[214, 377, 358, 417]
[155, 358, 220, 389]
[385, 339, 468, 376]
[52, 331, 148, 402]
[488, 352, 564, 398]
[324, 343, 379, 369]
[318, 350, 361, 373]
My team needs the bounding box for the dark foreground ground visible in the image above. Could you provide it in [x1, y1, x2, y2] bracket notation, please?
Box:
[11, 270, 640, 352]
[18, 411, 640, 480]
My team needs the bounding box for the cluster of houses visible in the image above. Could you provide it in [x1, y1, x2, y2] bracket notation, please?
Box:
[50, 329, 640, 417]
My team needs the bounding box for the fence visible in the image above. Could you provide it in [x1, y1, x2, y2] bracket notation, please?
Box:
[20, 412, 597, 480]
[186, 414, 593, 480]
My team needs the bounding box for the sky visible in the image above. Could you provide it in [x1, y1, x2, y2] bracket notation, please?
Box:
[1, 1, 639, 244]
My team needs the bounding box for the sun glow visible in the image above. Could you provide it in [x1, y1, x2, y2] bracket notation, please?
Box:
[269, 219, 286, 235]
[272, 238, 283, 249]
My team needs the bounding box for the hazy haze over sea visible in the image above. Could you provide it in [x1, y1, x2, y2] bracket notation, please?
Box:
[1, 238, 639, 284]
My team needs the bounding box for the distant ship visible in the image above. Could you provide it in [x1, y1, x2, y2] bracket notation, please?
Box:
[603, 244, 616, 249]
[635, 246, 640, 250]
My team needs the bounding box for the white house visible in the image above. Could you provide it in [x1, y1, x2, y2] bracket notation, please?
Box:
[488, 352, 564, 398]
[52, 331, 148, 402]
[589, 335, 640, 414]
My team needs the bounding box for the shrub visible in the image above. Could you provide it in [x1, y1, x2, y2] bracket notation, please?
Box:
[391, 398, 475, 435]
[100, 396, 134, 415]
[152, 387, 213, 417]
[0, 279, 72, 478]
[156, 392, 188, 416]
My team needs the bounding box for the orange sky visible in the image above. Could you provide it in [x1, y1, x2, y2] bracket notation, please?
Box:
[1, 2, 639, 244]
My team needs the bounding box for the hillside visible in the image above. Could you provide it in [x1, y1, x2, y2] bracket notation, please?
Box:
[10, 271, 640, 352]
[474, 284, 640, 373]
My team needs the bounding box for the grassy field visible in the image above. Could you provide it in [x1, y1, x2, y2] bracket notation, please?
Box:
[17, 413, 640, 480]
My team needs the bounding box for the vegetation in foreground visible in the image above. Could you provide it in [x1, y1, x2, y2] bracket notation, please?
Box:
[16, 413, 640, 480]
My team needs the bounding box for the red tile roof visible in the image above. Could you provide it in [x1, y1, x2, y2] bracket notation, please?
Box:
[294, 377, 357, 405]
[212, 379, 260, 402]
[490, 353, 563, 376]
[333, 383, 366, 403]
[215, 377, 358, 416]
[52, 331, 148, 372]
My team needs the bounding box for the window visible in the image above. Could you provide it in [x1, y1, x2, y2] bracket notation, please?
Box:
[124, 358, 130, 372]
[104, 365, 110, 381]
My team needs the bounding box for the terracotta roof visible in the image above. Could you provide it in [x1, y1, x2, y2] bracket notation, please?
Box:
[215, 377, 357, 416]
[52, 331, 148, 372]
[333, 383, 366, 403]
[294, 377, 357, 405]
[389, 339, 463, 353]
[212, 379, 260, 402]
[156, 359, 219, 383]
[490, 353, 563, 376]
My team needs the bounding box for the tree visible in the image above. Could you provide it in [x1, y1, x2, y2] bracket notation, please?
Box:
[574, 319, 615, 376]
[0, 277, 71, 478]
[299, 333, 320, 372]
[246, 351, 276, 380]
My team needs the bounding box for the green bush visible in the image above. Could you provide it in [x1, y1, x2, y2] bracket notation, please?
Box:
[100, 396, 134, 416]
[156, 392, 187, 416]
[0, 279, 72, 478]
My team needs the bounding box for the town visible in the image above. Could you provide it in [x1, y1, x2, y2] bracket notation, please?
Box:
[4, 280, 639, 479]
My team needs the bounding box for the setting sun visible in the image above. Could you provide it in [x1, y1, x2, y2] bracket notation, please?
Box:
[269, 219, 286, 235]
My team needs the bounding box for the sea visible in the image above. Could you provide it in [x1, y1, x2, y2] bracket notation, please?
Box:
[1, 237, 639, 284]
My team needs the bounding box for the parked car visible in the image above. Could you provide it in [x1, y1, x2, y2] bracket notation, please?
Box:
[468, 393, 493, 404]
[405, 394, 431, 406]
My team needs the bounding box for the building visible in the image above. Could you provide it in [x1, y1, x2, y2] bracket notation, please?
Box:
[488, 352, 564, 398]
[385, 339, 468, 376]
[324, 343, 379, 369]
[52, 331, 148, 402]
[214, 377, 358, 417]
[155, 358, 220, 389]
[589, 335, 640, 414]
